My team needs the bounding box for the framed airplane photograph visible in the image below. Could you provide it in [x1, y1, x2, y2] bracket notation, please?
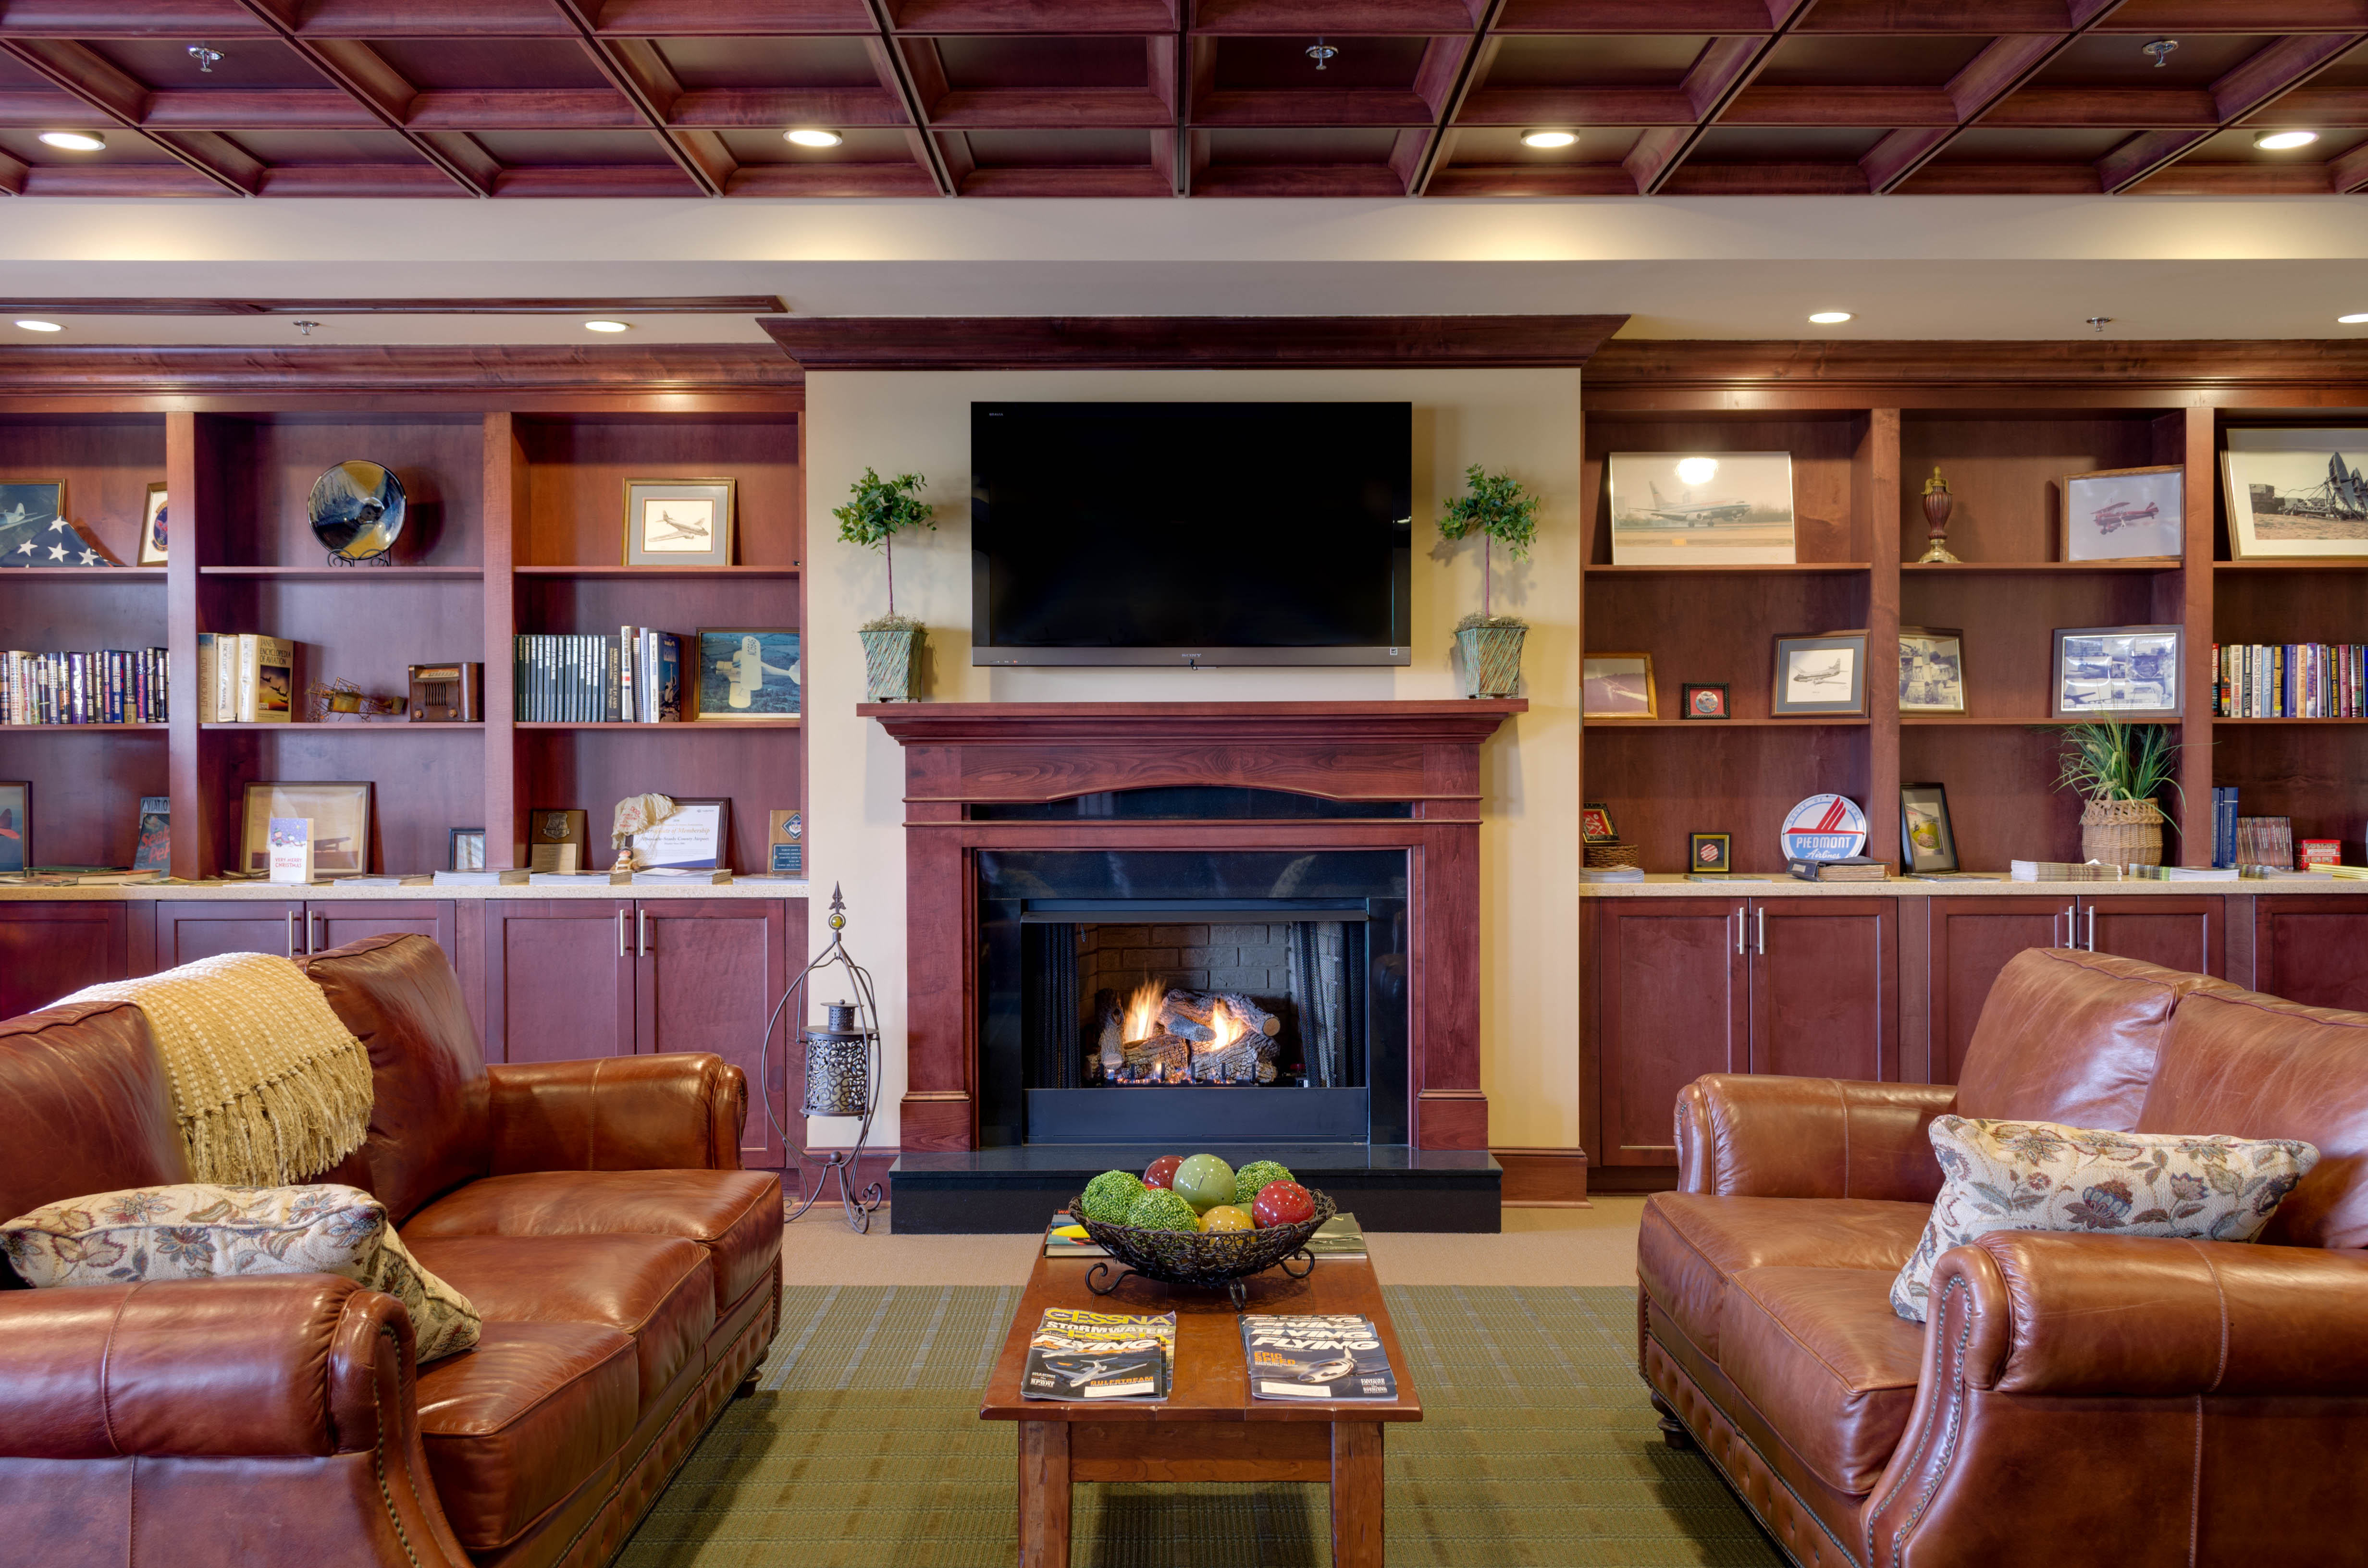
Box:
[1771, 632, 1868, 717]
[1606, 451, 1795, 566]
[1582, 652, 1658, 719]
[623, 478, 736, 567]
[2221, 429, 2368, 560]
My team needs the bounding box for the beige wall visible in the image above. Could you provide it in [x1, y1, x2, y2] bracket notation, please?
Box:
[802, 368, 1581, 1153]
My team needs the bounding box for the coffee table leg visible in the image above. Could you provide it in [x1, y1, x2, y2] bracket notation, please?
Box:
[1331, 1421, 1384, 1568]
[1017, 1421, 1071, 1568]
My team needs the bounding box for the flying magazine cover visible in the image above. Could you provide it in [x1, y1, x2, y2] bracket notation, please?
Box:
[1241, 1313, 1398, 1401]
[1022, 1308, 1176, 1401]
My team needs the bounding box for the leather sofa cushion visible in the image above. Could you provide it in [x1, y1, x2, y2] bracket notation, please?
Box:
[1717, 1266, 1924, 1497]
[302, 934, 491, 1228]
[406, 1233, 714, 1411]
[415, 1320, 637, 1552]
[1638, 1193, 1928, 1362]
[0, 1000, 187, 1226]
[1956, 949, 2236, 1130]
[2139, 987, 2368, 1248]
[404, 1168, 781, 1316]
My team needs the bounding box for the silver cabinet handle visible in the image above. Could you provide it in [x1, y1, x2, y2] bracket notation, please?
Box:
[309, 911, 323, 954]
[637, 906, 649, 956]
[285, 910, 296, 958]
[2086, 906, 2097, 952]
[617, 908, 628, 957]
[1733, 909, 1744, 955]
[2063, 903, 2077, 948]
[1755, 906, 1766, 956]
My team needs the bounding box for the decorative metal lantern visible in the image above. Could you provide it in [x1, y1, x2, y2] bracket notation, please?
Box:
[759, 884, 887, 1232]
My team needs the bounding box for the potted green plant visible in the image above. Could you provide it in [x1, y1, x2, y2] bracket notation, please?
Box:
[1437, 464, 1539, 698]
[833, 467, 936, 702]
[2053, 721, 2184, 866]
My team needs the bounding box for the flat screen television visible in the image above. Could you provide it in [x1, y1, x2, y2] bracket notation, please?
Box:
[971, 401, 1413, 666]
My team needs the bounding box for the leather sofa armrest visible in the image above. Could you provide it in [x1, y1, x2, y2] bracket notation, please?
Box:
[1675, 1073, 1955, 1201]
[0, 1275, 412, 1458]
[485, 1053, 749, 1175]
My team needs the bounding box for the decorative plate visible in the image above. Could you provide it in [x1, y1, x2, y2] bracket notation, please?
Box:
[1780, 793, 1868, 860]
[308, 461, 406, 563]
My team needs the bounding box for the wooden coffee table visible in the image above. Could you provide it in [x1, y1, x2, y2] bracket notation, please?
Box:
[981, 1250, 1420, 1568]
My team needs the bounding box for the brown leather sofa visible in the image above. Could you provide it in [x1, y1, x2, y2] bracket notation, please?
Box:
[0, 932, 783, 1568]
[1640, 947, 2368, 1568]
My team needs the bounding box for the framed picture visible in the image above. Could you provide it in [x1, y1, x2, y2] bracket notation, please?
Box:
[140, 483, 168, 566]
[1897, 627, 1965, 713]
[1688, 831, 1732, 873]
[1772, 631, 1868, 717]
[0, 780, 26, 875]
[2052, 625, 2181, 718]
[1679, 682, 1729, 720]
[1606, 451, 1795, 566]
[448, 829, 486, 872]
[696, 628, 801, 720]
[632, 797, 731, 870]
[624, 478, 736, 567]
[1581, 802, 1620, 844]
[1899, 784, 1959, 873]
[0, 480, 114, 568]
[767, 808, 803, 875]
[2221, 429, 2368, 560]
[240, 781, 371, 877]
[1582, 652, 1657, 719]
[2062, 465, 2181, 562]
[527, 808, 587, 875]
[132, 795, 170, 873]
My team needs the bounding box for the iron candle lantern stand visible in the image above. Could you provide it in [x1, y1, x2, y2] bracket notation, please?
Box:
[759, 883, 888, 1233]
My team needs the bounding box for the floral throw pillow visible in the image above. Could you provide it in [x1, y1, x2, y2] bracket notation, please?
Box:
[1890, 1116, 2319, 1323]
[0, 1183, 481, 1361]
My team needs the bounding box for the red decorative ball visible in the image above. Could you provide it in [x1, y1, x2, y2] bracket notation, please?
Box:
[1142, 1155, 1184, 1190]
[1251, 1180, 1315, 1228]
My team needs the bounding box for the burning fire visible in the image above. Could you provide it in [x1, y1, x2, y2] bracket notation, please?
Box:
[1122, 980, 1163, 1043]
[1202, 999, 1244, 1053]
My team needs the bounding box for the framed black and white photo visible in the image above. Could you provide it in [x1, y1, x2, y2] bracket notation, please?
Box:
[1898, 627, 1965, 713]
[0, 780, 27, 875]
[1606, 451, 1796, 566]
[1582, 652, 1657, 719]
[2052, 625, 2182, 718]
[448, 828, 486, 872]
[1899, 783, 1959, 874]
[2221, 429, 2368, 560]
[1771, 631, 1867, 717]
[2061, 465, 2182, 562]
[240, 781, 372, 877]
[631, 796, 731, 870]
[623, 478, 736, 567]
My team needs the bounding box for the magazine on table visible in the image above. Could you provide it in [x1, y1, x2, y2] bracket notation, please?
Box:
[1240, 1313, 1398, 1401]
[1022, 1308, 1175, 1401]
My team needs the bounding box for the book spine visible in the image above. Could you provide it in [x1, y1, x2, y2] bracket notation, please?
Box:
[606, 634, 621, 723]
[619, 625, 635, 723]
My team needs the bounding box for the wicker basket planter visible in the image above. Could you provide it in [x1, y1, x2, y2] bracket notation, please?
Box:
[2080, 798, 2165, 867]
[1456, 624, 1527, 698]
[859, 624, 922, 703]
[1070, 1188, 1336, 1307]
[1584, 842, 1644, 870]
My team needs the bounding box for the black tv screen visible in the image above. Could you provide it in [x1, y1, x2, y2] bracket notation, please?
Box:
[972, 402, 1413, 666]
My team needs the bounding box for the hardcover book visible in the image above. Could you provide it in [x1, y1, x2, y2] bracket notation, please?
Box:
[1240, 1313, 1398, 1401]
[131, 796, 170, 872]
[1787, 855, 1887, 882]
[1021, 1308, 1175, 1402]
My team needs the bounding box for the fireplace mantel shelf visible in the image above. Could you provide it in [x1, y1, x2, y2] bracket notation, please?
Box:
[859, 699, 1527, 746]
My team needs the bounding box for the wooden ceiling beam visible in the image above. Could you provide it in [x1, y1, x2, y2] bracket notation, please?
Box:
[1800, 0, 2088, 27]
[1187, 0, 1482, 35]
[927, 88, 1174, 128]
[1859, 27, 2099, 194]
[2098, 29, 2365, 191]
[406, 89, 643, 130]
[0, 4, 279, 37]
[1492, 0, 1776, 30]
[142, 90, 381, 130]
[724, 161, 938, 194]
[1624, 9, 1809, 195]
[1895, 160, 2103, 193]
[1456, 86, 1693, 127]
[764, 314, 1628, 368]
[1659, 159, 1870, 194]
[0, 296, 788, 315]
[883, 0, 1176, 34]
[2251, 85, 2368, 123]
[1721, 85, 1956, 126]
[1405, 0, 1500, 194]
[600, 0, 880, 29]
[545, 10, 733, 195]
[229, 4, 497, 195]
[1984, 86, 2220, 126]
[0, 38, 263, 195]
[2094, 1, 2368, 30]
[666, 87, 909, 127]
[859, 16, 955, 192]
[2327, 135, 2368, 191]
[1192, 89, 1435, 126]
[0, 147, 26, 196]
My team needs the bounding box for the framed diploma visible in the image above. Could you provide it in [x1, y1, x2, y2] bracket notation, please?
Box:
[631, 797, 730, 870]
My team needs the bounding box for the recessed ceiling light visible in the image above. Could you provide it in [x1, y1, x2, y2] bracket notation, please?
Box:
[15, 319, 63, 332]
[583, 320, 630, 333]
[2341, 313, 2368, 324]
[1808, 311, 1853, 324]
[784, 128, 844, 148]
[1519, 129, 1578, 149]
[38, 130, 104, 151]
[2255, 129, 2319, 150]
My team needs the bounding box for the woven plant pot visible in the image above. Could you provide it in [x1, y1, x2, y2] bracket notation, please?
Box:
[859, 625, 922, 703]
[1456, 624, 1527, 698]
[2080, 797, 2165, 868]
[1584, 842, 1644, 870]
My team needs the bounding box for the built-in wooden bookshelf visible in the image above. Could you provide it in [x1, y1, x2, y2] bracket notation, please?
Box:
[2, 373, 804, 881]
[1581, 350, 2366, 875]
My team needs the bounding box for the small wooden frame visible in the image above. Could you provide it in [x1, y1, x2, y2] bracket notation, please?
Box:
[1897, 627, 1965, 714]
[1689, 831, 1732, 872]
[2061, 464, 2182, 563]
[624, 478, 737, 567]
[2052, 625, 2182, 720]
[1679, 682, 1729, 720]
[1772, 631, 1868, 717]
[1582, 652, 1657, 719]
[1581, 802, 1620, 844]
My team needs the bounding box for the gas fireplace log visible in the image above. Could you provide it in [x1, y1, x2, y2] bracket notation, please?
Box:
[1120, 1032, 1191, 1077]
[1162, 990, 1283, 1038]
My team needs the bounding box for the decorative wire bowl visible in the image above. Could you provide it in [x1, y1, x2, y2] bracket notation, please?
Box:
[1071, 1189, 1337, 1310]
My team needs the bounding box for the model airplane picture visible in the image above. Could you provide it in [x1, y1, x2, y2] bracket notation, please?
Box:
[1292, 1354, 1362, 1385]
[2090, 499, 2160, 532]
[1054, 1357, 1152, 1389]
[1641, 481, 1751, 527]
[1790, 657, 1850, 689]
[646, 508, 711, 543]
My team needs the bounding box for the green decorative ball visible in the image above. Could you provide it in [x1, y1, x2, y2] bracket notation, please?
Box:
[1171, 1153, 1236, 1214]
[1081, 1170, 1145, 1225]
[1126, 1188, 1202, 1233]
[1233, 1160, 1295, 1208]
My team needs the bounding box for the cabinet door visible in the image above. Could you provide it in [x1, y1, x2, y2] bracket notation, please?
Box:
[305, 901, 457, 965]
[2079, 895, 2221, 978]
[1926, 896, 2072, 1085]
[634, 900, 792, 1168]
[1594, 899, 1747, 1166]
[155, 900, 305, 967]
[1749, 897, 1896, 1081]
[2254, 897, 2368, 1012]
[481, 900, 634, 1065]
[0, 903, 128, 1020]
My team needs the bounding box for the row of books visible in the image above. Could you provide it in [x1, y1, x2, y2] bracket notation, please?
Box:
[2213, 643, 2367, 719]
[2, 648, 168, 724]
[513, 630, 681, 724]
[1020, 1307, 1398, 1403]
[194, 633, 293, 723]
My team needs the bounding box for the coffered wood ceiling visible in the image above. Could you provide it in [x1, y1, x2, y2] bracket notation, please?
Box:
[3, 3, 2364, 199]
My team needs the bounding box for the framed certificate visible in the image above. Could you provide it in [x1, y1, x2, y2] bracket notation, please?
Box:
[631, 797, 730, 870]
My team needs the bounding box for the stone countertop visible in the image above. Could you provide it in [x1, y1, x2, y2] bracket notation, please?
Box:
[1579, 873, 2368, 897]
[0, 878, 810, 902]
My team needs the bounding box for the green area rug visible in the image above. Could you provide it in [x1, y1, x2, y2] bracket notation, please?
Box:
[618, 1285, 1782, 1568]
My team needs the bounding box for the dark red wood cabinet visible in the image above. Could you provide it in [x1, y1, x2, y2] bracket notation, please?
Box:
[481, 900, 639, 1064]
[154, 899, 308, 967]
[1750, 898, 1897, 1081]
[2251, 897, 2368, 1013]
[0, 903, 130, 1019]
[2082, 894, 2221, 976]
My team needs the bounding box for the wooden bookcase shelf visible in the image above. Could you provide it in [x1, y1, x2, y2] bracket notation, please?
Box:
[3, 397, 804, 880]
[515, 721, 802, 730]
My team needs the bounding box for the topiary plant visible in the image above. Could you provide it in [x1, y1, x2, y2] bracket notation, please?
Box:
[1232, 1160, 1295, 1208]
[1125, 1187, 1203, 1233]
[832, 467, 935, 622]
[1437, 464, 1538, 627]
[1081, 1170, 1146, 1225]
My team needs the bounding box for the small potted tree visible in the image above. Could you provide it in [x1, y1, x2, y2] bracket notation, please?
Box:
[833, 467, 936, 702]
[2054, 721, 2184, 866]
[1437, 464, 1539, 698]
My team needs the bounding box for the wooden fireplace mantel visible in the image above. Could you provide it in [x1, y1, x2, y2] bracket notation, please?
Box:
[864, 699, 1526, 1152]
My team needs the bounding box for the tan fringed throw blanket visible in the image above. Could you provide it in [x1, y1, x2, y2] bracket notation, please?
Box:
[62, 952, 374, 1186]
